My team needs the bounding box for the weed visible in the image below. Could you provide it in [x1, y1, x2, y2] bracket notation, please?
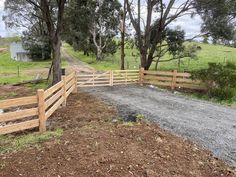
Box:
[0, 128, 63, 154]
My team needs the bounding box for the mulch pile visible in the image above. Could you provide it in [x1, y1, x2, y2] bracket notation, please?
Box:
[0, 92, 235, 177]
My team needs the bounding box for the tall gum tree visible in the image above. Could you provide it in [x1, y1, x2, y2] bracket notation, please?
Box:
[126, 0, 195, 70]
[4, 0, 66, 84]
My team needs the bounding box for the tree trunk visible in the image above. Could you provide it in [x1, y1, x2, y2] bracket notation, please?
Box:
[145, 54, 154, 70]
[52, 38, 62, 85]
[96, 47, 103, 61]
[120, 33, 125, 69]
[120, 0, 126, 70]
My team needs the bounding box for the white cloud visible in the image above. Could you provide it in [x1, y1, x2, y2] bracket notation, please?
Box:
[0, 0, 203, 39]
[169, 14, 203, 40]
[0, 0, 19, 37]
[129, 0, 203, 40]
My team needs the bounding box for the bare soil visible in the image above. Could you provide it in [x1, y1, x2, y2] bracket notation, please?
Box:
[0, 89, 235, 177]
[82, 85, 236, 166]
[0, 85, 33, 99]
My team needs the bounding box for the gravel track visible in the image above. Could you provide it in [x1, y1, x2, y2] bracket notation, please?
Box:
[81, 85, 236, 166]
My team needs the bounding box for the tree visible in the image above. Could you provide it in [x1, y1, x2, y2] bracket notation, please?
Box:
[120, 0, 127, 70]
[63, 0, 93, 56]
[4, 0, 66, 84]
[126, 0, 197, 70]
[202, 35, 209, 44]
[195, 0, 236, 43]
[152, 28, 199, 70]
[22, 21, 51, 60]
[64, 0, 121, 61]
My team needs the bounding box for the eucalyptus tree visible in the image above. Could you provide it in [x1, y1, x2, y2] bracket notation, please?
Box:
[195, 0, 236, 43]
[126, 0, 199, 70]
[4, 0, 66, 84]
[64, 0, 121, 61]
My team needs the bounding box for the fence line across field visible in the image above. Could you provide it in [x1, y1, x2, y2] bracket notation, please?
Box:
[0, 68, 206, 135]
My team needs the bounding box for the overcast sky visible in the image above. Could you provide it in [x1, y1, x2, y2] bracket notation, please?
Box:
[0, 0, 203, 39]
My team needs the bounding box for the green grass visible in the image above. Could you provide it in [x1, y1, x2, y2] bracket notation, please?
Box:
[188, 92, 236, 107]
[156, 42, 236, 71]
[0, 52, 51, 84]
[0, 52, 52, 72]
[64, 42, 236, 72]
[0, 36, 21, 48]
[64, 43, 140, 71]
[0, 52, 67, 84]
[0, 128, 63, 154]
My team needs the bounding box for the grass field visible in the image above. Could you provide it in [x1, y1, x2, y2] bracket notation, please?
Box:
[0, 52, 51, 84]
[0, 52, 68, 84]
[64, 43, 140, 70]
[64, 42, 236, 72]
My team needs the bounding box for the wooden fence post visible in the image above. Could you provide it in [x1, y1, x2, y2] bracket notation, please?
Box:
[62, 76, 67, 107]
[139, 68, 144, 86]
[171, 70, 177, 91]
[72, 71, 78, 93]
[125, 70, 127, 85]
[93, 72, 95, 87]
[110, 71, 113, 86]
[37, 89, 46, 132]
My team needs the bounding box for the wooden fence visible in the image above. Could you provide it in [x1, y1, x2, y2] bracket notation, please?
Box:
[77, 70, 139, 87]
[0, 68, 205, 135]
[0, 72, 77, 135]
[140, 68, 206, 90]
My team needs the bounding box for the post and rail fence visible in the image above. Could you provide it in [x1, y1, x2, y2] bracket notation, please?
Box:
[0, 68, 206, 135]
[0, 72, 77, 135]
[77, 70, 140, 87]
[139, 68, 206, 91]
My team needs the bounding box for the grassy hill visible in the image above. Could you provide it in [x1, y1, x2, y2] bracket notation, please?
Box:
[64, 42, 236, 72]
[0, 36, 21, 48]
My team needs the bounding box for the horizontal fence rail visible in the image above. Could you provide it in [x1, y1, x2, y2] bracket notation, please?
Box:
[77, 70, 139, 87]
[0, 68, 206, 135]
[0, 72, 77, 135]
[140, 69, 206, 90]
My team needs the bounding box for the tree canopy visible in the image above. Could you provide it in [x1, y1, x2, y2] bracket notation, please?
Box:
[64, 0, 121, 60]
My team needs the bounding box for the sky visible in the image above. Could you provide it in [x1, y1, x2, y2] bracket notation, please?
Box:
[0, 0, 17, 37]
[0, 0, 203, 39]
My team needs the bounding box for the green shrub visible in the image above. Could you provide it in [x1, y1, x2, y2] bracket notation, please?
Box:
[210, 87, 236, 101]
[191, 62, 236, 101]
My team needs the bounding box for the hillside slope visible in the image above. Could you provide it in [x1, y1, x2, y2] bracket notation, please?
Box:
[64, 42, 236, 71]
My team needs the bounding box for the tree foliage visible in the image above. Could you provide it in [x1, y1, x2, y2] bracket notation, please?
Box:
[64, 0, 121, 60]
[191, 62, 236, 100]
[4, 0, 66, 84]
[195, 0, 236, 42]
[126, 0, 197, 70]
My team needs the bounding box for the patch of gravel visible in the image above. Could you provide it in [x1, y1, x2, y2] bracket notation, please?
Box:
[81, 85, 236, 166]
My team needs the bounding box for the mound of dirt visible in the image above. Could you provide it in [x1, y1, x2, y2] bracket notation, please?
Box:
[0, 92, 235, 177]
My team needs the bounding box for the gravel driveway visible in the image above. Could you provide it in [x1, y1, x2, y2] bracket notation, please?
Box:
[81, 85, 236, 166]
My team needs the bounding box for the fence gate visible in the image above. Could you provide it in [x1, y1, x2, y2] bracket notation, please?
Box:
[77, 70, 139, 88]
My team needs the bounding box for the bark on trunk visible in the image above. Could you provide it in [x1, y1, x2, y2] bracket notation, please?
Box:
[120, 34, 125, 69]
[145, 55, 154, 70]
[120, 0, 126, 70]
[52, 39, 62, 85]
[96, 47, 103, 61]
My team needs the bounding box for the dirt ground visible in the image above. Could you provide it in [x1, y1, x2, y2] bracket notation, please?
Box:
[0, 89, 235, 177]
[82, 85, 236, 166]
[0, 85, 34, 99]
